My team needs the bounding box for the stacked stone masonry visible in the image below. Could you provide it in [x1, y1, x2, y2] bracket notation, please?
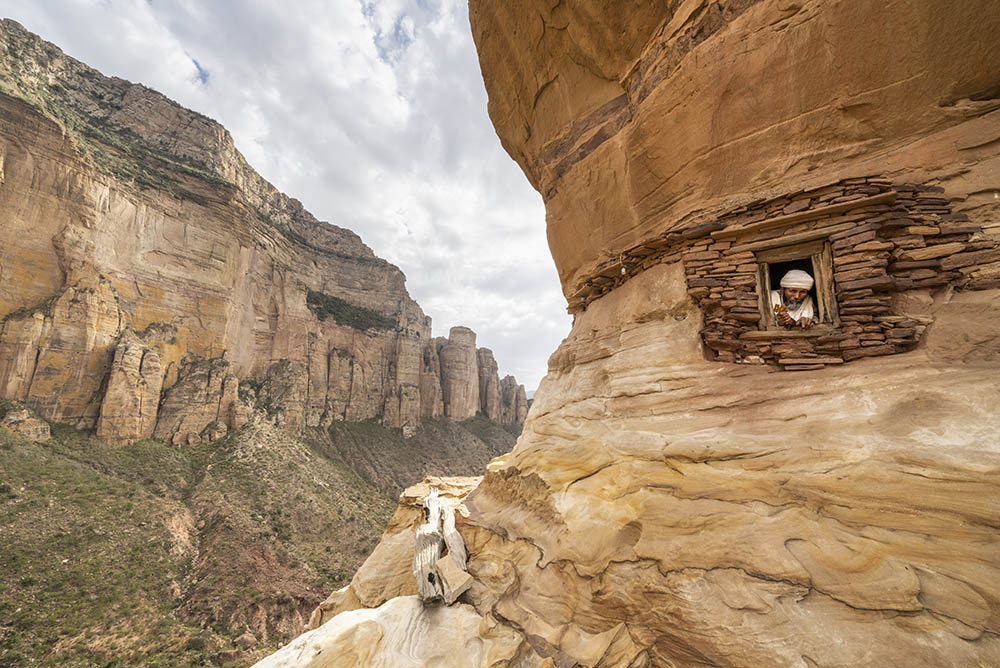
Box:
[568, 177, 999, 371]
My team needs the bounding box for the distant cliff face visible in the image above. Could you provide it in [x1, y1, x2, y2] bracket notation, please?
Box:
[251, 1, 1000, 667]
[0, 20, 527, 444]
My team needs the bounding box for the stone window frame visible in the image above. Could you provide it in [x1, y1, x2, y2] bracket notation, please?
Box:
[753, 238, 840, 333]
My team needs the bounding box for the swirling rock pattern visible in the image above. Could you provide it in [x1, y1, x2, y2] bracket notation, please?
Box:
[255, 1, 1000, 666]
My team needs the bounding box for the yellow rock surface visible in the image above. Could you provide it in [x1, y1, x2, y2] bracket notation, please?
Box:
[0, 20, 529, 442]
[470, 0, 1000, 296]
[256, 2, 1000, 666]
[254, 596, 541, 668]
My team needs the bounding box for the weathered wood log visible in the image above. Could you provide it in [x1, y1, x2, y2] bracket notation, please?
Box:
[442, 501, 467, 570]
[413, 487, 471, 605]
[414, 488, 445, 601]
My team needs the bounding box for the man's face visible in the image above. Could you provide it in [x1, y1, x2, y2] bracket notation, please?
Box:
[782, 287, 808, 306]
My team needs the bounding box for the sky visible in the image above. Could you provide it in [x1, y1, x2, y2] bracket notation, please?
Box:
[2, 0, 571, 392]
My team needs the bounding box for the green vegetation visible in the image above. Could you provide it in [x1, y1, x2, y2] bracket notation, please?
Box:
[307, 415, 518, 498]
[0, 419, 396, 667]
[0, 44, 230, 205]
[1, 297, 56, 323]
[305, 289, 396, 332]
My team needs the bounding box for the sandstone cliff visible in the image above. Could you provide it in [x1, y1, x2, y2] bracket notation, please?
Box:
[0, 20, 528, 444]
[255, 1, 1000, 666]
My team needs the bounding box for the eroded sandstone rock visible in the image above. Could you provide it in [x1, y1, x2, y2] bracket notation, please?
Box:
[307, 477, 481, 629]
[0, 20, 529, 443]
[96, 330, 167, 445]
[1, 407, 50, 442]
[437, 327, 480, 420]
[257, 1, 1000, 666]
[255, 596, 540, 668]
[499, 375, 528, 426]
[21, 276, 124, 428]
[153, 357, 243, 446]
[477, 348, 502, 422]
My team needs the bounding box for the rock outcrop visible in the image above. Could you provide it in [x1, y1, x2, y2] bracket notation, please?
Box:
[477, 348, 502, 422]
[95, 329, 168, 445]
[0, 20, 527, 445]
[436, 327, 481, 421]
[255, 1, 1000, 666]
[1, 407, 50, 442]
[152, 357, 245, 446]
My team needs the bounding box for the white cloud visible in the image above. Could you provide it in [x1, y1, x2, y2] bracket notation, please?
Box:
[4, 0, 571, 391]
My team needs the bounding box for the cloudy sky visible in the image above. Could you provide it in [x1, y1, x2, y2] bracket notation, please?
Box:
[3, 0, 570, 392]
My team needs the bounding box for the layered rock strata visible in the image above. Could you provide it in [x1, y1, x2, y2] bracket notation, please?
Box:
[255, 1, 1000, 666]
[0, 20, 527, 445]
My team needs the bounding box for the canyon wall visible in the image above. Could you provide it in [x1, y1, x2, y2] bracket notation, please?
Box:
[0, 20, 527, 445]
[255, 1, 1000, 666]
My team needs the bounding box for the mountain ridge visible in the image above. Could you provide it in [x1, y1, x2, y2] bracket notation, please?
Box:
[0, 18, 529, 444]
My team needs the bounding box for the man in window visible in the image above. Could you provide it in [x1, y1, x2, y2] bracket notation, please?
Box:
[771, 269, 815, 328]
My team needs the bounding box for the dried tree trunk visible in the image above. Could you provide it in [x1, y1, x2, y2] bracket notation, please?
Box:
[413, 487, 471, 604]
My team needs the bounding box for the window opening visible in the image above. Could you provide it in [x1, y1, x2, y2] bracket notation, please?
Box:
[755, 240, 838, 331]
[768, 259, 818, 328]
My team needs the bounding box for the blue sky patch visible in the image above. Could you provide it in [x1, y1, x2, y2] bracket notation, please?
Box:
[190, 57, 209, 85]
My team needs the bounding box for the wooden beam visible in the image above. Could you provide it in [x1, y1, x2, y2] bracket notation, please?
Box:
[712, 192, 897, 240]
[724, 222, 855, 255]
[739, 328, 836, 339]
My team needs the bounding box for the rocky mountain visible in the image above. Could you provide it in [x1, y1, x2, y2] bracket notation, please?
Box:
[255, 1, 1000, 666]
[0, 19, 528, 445]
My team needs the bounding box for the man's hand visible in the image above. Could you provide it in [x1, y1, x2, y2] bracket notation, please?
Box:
[798, 317, 813, 329]
[776, 310, 795, 327]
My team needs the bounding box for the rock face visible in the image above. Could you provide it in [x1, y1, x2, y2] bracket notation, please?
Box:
[0, 20, 527, 445]
[1, 407, 50, 442]
[477, 349, 502, 422]
[254, 1, 1000, 667]
[152, 357, 245, 446]
[436, 327, 481, 420]
[95, 330, 166, 445]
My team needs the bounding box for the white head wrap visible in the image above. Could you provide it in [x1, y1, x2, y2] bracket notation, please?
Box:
[780, 269, 814, 290]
